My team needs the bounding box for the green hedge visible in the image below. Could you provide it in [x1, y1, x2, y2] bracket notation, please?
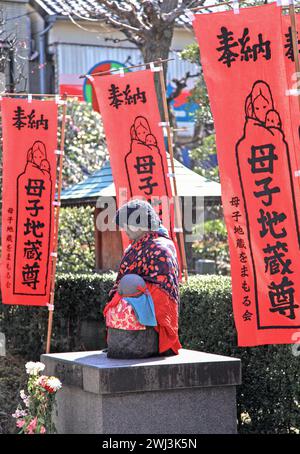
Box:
[0, 273, 299, 434]
[0, 273, 114, 358]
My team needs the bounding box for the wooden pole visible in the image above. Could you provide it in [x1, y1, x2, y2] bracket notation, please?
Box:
[289, 1, 300, 112]
[157, 61, 189, 282]
[46, 95, 68, 354]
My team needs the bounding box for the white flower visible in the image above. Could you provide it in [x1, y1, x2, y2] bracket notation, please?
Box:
[20, 389, 26, 400]
[46, 377, 62, 392]
[12, 408, 27, 419]
[20, 390, 30, 407]
[25, 361, 45, 375]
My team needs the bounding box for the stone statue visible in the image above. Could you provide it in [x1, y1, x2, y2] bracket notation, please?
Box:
[103, 200, 181, 359]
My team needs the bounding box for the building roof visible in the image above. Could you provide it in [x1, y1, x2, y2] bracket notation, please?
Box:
[31, 0, 192, 26]
[60, 158, 222, 207]
[32, 0, 101, 18]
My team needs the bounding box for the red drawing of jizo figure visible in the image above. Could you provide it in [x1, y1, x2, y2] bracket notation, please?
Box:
[13, 141, 53, 295]
[236, 81, 300, 327]
[125, 116, 171, 201]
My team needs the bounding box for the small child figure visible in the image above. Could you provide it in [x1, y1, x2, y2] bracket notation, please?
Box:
[265, 110, 282, 130]
[40, 159, 50, 173]
[117, 274, 157, 327]
[145, 133, 157, 147]
[117, 273, 146, 296]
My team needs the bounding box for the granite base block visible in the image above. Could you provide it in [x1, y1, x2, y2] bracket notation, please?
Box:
[41, 349, 241, 434]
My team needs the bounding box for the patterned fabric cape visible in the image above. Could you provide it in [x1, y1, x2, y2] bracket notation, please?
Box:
[109, 230, 179, 304]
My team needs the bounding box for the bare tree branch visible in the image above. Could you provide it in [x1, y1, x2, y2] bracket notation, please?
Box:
[100, 11, 140, 33]
[97, 1, 146, 32]
[162, 0, 204, 23]
[0, 7, 28, 91]
[129, 1, 152, 31]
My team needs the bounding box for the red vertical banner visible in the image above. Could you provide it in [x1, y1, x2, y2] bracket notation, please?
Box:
[1, 98, 58, 306]
[92, 70, 178, 253]
[193, 4, 300, 346]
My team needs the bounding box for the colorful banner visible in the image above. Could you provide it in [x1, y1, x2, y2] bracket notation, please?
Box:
[1, 98, 58, 306]
[92, 69, 178, 251]
[193, 4, 300, 346]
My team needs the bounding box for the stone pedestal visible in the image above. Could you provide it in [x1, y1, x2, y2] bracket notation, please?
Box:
[41, 349, 241, 434]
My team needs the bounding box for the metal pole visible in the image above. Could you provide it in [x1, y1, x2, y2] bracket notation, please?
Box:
[38, 20, 54, 94]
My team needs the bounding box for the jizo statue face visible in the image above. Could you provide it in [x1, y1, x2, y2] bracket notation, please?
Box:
[124, 225, 147, 241]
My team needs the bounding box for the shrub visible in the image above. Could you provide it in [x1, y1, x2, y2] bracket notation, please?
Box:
[57, 207, 95, 274]
[192, 218, 230, 275]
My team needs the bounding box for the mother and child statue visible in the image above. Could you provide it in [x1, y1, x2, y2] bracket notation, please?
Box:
[103, 199, 181, 359]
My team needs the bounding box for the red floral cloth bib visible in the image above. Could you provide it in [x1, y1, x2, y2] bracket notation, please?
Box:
[105, 298, 146, 331]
